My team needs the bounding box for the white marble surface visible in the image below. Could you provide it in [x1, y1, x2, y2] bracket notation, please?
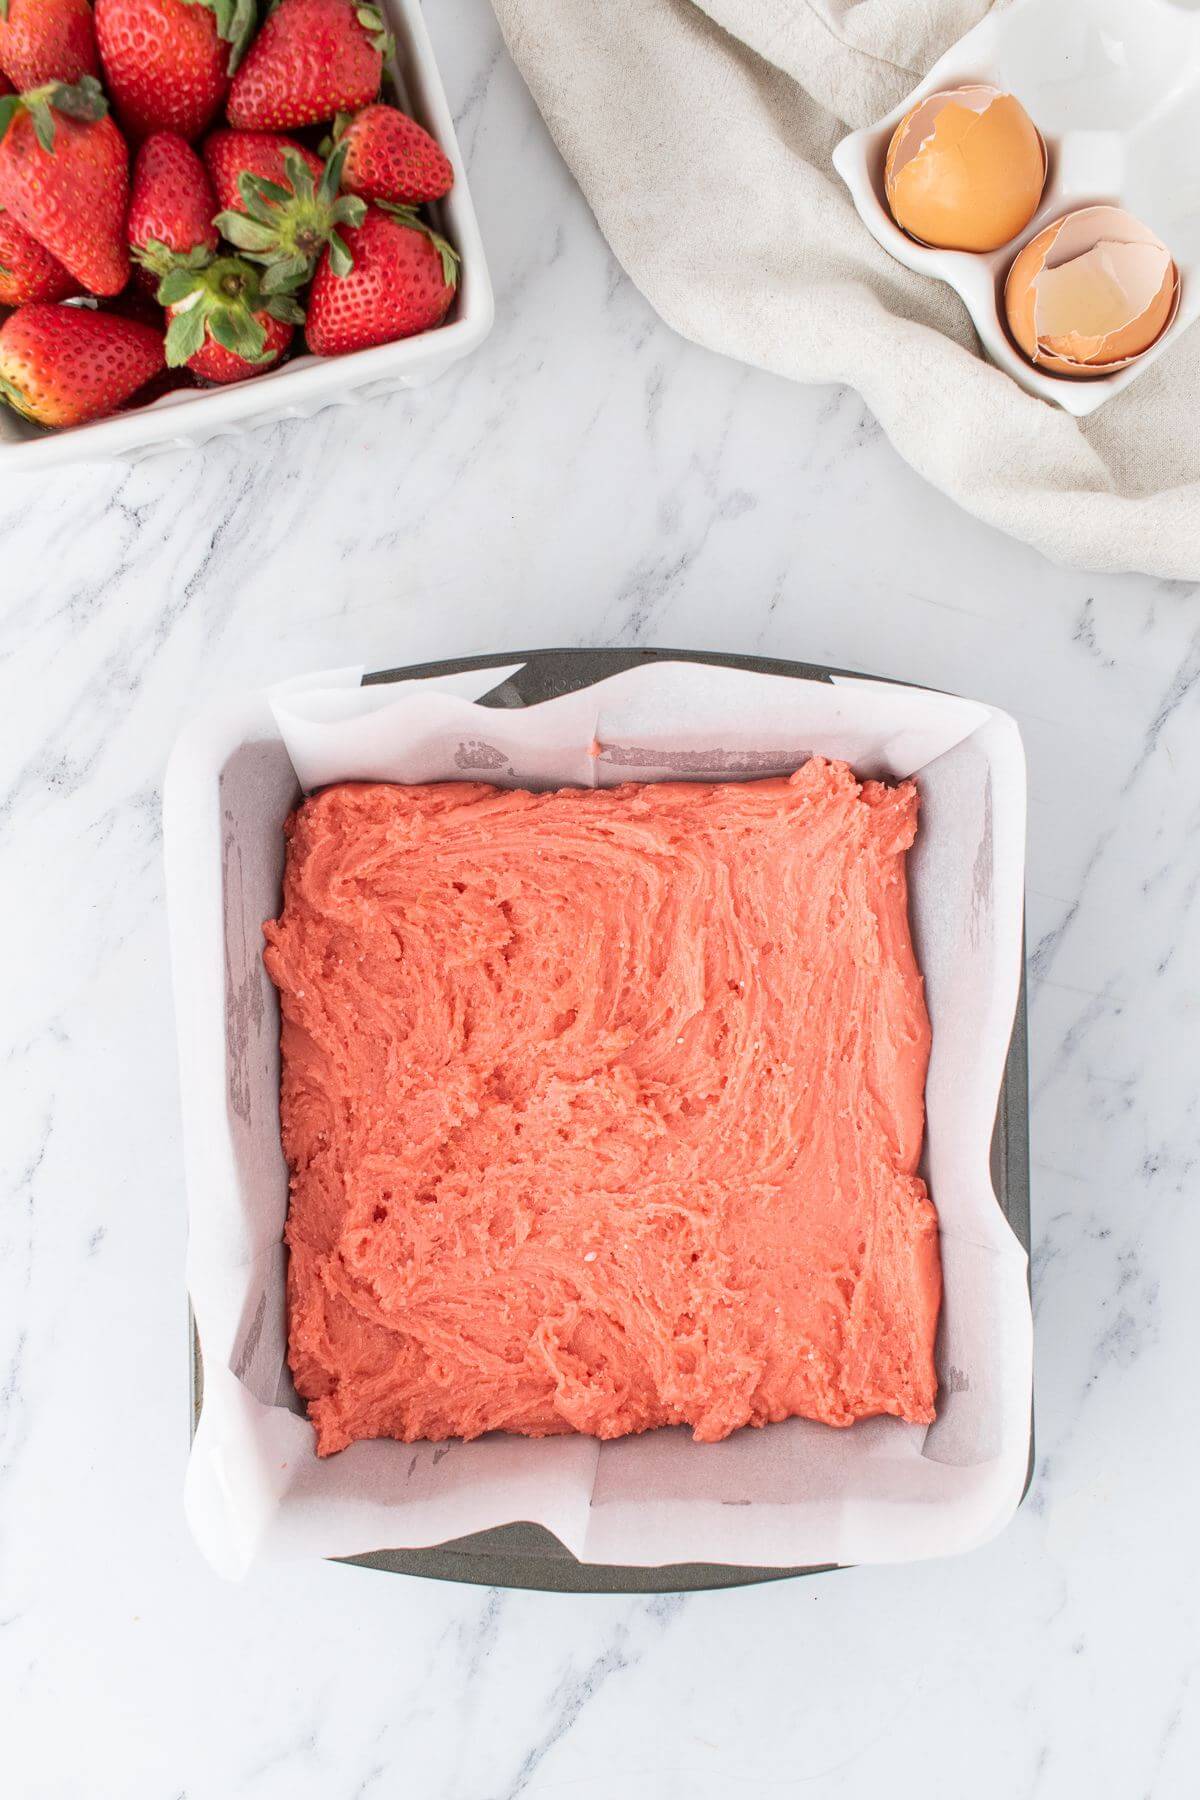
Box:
[2, 2, 1198, 1795]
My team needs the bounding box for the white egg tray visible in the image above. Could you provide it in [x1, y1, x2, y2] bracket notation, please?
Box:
[0, 0, 494, 470]
[832, 0, 1200, 416]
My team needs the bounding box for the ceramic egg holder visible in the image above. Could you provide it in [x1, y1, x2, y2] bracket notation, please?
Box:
[832, 0, 1200, 417]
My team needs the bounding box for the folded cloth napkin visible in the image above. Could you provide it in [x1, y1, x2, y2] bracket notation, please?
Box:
[491, 0, 1200, 579]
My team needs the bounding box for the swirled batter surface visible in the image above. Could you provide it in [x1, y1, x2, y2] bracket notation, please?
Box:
[264, 761, 939, 1456]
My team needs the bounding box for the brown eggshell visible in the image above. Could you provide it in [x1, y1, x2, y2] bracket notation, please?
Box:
[1004, 206, 1179, 378]
[1005, 231, 1052, 361]
[885, 85, 1046, 252]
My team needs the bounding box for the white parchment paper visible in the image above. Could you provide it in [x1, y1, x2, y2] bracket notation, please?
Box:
[164, 660, 1031, 1579]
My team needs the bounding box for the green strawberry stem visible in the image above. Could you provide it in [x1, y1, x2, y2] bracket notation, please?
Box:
[356, 5, 393, 57]
[0, 76, 108, 153]
[158, 252, 304, 368]
[215, 146, 366, 292]
[318, 113, 352, 160]
[376, 202, 460, 288]
[133, 237, 188, 279]
[179, 0, 258, 72]
[146, 245, 213, 284]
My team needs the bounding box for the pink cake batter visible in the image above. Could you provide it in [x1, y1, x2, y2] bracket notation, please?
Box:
[263, 759, 940, 1456]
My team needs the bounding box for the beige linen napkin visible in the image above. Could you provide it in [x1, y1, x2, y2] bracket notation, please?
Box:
[490, 0, 1200, 579]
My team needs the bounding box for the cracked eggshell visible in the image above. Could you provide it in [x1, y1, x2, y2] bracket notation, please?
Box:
[884, 85, 1046, 253]
[1004, 205, 1180, 378]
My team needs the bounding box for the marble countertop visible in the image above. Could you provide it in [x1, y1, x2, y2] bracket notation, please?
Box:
[3, 2, 1198, 1795]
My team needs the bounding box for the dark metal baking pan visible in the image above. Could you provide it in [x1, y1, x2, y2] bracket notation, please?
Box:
[190, 646, 1032, 1593]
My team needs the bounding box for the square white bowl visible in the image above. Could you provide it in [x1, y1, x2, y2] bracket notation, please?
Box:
[832, 0, 1200, 416]
[0, 0, 494, 470]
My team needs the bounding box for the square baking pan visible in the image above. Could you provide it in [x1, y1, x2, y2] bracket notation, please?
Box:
[0, 0, 493, 472]
[184, 645, 1032, 1593]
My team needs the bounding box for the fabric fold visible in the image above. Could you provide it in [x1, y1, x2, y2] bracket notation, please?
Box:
[491, 0, 1200, 578]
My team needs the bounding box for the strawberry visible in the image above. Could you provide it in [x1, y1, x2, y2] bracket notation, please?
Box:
[227, 0, 389, 132]
[304, 202, 456, 356]
[202, 127, 321, 214]
[0, 300, 163, 425]
[0, 77, 129, 295]
[0, 0, 98, 92]
[94, 0, 255, 142]
[329, 103, 452, 207]
[182, 305, 292, 382]
[128, 131, 217, 284]
[157, 249, 303, 383]
[216, 142, 363, 293]
[0, 206, 79, 301]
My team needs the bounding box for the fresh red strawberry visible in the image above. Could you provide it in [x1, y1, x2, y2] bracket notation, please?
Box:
[305, 202, 456, 356]
[94, 0, 255, 142]
[227, 0, 389, 132]
[216, 141, 363, 293]
[0, 0, 98, 92]
[0, 300, 163, 425]
[128, 131, 217, 285]
[0, 69, 11, 95]
[158, 249, 302, 382]
[0, 206, 79, 301]
[202, 127, 321, 214]
[183, 305, 291, 382]
[330, 104, 452, 207]
[0, 78, 129, 295]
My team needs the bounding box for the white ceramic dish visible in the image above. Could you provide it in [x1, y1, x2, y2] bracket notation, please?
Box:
[0, 0, 494, 470]
[832, 0, 1200, 416]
